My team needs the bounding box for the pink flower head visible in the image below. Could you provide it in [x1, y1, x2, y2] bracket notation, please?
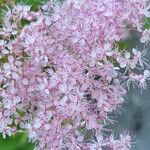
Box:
[0, 0, 150, 149]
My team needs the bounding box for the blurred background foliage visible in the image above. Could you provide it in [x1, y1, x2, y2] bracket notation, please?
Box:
[0, 0, 150, 150]
[0, 133, 34, 150]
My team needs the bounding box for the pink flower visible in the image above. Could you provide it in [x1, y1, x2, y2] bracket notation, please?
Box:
[0, 0, 149, 149]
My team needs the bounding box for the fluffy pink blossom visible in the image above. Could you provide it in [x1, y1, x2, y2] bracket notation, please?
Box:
[0, 0, 150, 149]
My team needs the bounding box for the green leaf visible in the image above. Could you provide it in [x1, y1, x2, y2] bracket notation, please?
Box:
[15, 0, 47, 11]
[0, 133, 34, 150]
[144, 17, 150, 29]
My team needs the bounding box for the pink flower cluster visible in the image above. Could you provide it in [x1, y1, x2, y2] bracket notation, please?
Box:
[0, 0, 150, 149]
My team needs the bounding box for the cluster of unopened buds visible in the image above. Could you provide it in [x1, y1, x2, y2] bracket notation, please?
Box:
[0, 0, 150, 149]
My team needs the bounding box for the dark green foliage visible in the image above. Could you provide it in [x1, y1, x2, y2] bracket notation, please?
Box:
[144, 17, 150, 29]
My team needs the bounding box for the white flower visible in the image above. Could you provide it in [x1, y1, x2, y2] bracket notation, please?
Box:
[125, 52, 130, 59]
[44, 124, 51, 130]
[130, 61, 136, 69]
[13, 96, 21, 104]
[50, 76, 57, 87]
[0, 40, 6, 46]
[0, 74, 4, 82]
[29, 130, 37, 139]
[23, 5, 31, 12]
[143, 5, 150, 17]
[60, 95, 68, 106]
[2, 49, 9, 55]
[140, 29, 150, 43]
[33, 118, 41, 129]
[120, 61, 127, 68]
[12, 72, 19, 80]
[132, 48, 137, 55]
[8, 56, 14, 63]
[3, 63, 11, 70]
[11, 30, 17, 35]
[22, 78, 29, 85]
[53, 13, 60, 22]
[39, 83, 45, 90]
[79, 39, 86, 46]
[144, 70, 150, 78]
[28, 86, 35, 92]
[4, 99, 13, 109]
